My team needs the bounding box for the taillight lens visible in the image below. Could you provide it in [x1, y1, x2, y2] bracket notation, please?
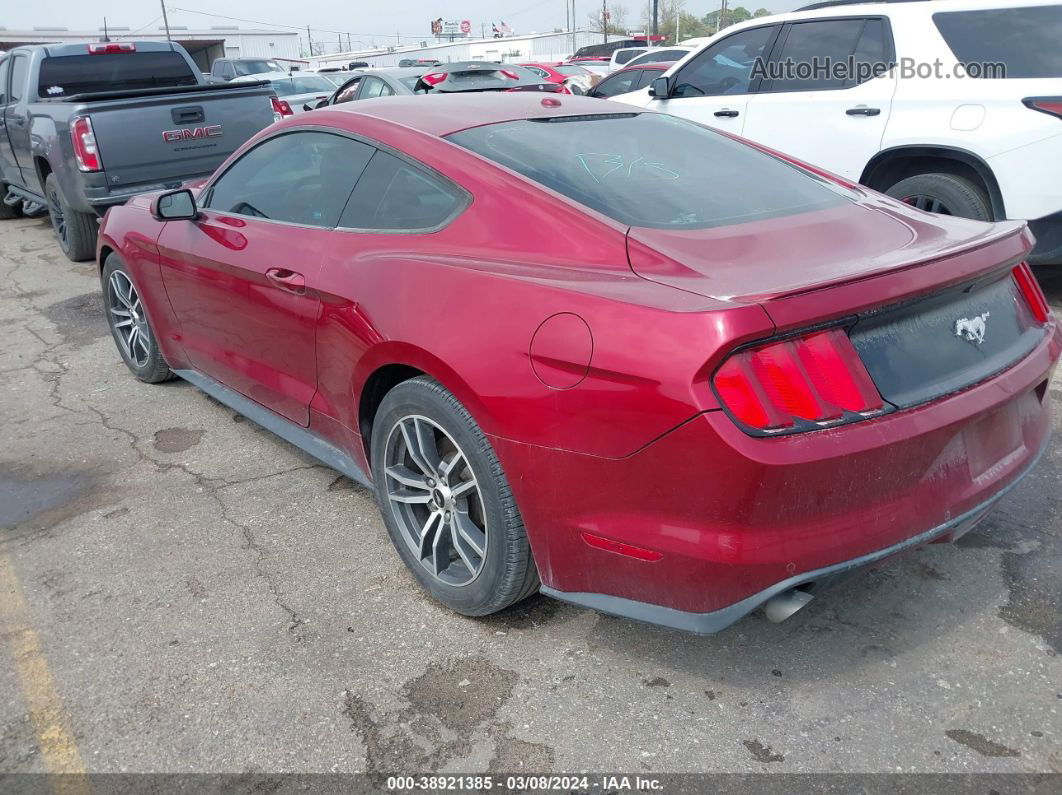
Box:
[500, 69, 520, 80]
[1023, 97, 1062, 120]
[421, 72, 448, 86]
[70, 116, 102, 172]
[713, 328, 885, 433]
[1013, 262, 1051, 324]
[270, 96, 293, 117]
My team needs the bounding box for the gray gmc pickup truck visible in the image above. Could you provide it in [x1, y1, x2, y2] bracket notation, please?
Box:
[0, 41, 277, 260]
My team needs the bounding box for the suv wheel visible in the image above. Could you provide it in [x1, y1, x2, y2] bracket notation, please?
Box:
[370, 376, 539, 616]
[885, 173, 993, 221]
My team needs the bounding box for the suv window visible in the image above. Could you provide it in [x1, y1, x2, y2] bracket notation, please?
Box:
[629, 48, 689, 66]
[448, 113, 850, 229]
[360, 77, 394, 98]
[767, 19, 867, 92]
[9, 55, 28, 102]
[933, 5, 1062, 79]
[339, 151, 464, 230]
[591, 70, 643, 98]
[38, 52, 197, 96]
[672, 26, 777, 97]
[614, 49, 646, 65]
[206, 132, 373, 227]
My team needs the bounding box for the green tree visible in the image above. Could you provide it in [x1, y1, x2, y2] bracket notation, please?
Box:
[589, 3, 630, 36]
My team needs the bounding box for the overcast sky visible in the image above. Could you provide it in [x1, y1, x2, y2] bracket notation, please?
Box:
[7, 1, 799, 45]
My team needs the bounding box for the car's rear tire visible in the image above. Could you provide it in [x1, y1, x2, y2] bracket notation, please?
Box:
[46, 174, 98, 262]
[885, 173, 993, 221]
[101, 254, 174, 384]
[370, 376, 539, 616]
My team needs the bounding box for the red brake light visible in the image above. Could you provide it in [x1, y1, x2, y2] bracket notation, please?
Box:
[1023, 97, 1062, 120]
[1013, 262, 1051, 324]
[70, 116, 102, 172]
[500, 69, 520, 80]
[713, 328, 885, 433]
[270, 96, 294, 117]
[421, 72, 448, 86]
[88, 42, 135, 54]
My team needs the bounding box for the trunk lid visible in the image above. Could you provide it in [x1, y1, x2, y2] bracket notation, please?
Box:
[78, 84, 275, 190]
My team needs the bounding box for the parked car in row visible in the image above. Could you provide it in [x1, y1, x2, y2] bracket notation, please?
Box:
[97, 94, 1059, 633]
[233, 73, 337, 116]
[624, 47, 693, 67]
[519, 63, 595, 94]
[587, 61, 674, 99]
[413, 63, 561, 95]
[618, 0, 1062, 265]
[210, 57, 285, 82]
[309, 68, 428, 110]
[0, 41, 277, 260]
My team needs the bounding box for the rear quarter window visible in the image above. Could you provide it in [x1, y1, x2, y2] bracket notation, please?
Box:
[933, 5, 1062, 78]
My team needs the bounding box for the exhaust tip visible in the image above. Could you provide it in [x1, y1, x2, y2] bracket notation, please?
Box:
[764, 588, 815, 623]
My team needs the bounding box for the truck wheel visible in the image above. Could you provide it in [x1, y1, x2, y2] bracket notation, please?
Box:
[0, 185, 22, 220]
[370, 376, 540, 616]
[885, 173, 993, 221]
[45, 174, 98, 262]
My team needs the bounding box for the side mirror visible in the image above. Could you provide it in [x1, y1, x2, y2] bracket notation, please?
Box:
[648, 76, 671, 99]
[152, 188, 198, 221]
[315, 98, 329, 109]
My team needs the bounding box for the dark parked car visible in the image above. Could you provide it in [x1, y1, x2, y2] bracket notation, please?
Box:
[587, 61, 674, 99]
[0, 41, 276, 260]
[96, 94, 1059, 633]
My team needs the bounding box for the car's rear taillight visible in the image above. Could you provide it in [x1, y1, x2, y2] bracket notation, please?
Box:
[271, 96, 293, 117]
[88, 42, 135, 54]
[500, 69, 520, 80]
[1013, 262, 1052, 324]
[421, 72, 448, 86]
[70, 116, 102, 172]
[713, 328, 885, 433]
[1023, 97, 1062, 120]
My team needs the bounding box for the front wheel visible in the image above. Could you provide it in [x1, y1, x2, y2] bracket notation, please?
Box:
[46, 174, 98, 262]
[370, 376, 539, 616]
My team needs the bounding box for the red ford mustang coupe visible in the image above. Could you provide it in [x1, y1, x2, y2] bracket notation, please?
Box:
[96, 94, 1060, 633]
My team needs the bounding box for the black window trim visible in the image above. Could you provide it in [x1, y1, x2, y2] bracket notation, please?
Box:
[666, 22, 783, 99]
[756, 14, 897, 95]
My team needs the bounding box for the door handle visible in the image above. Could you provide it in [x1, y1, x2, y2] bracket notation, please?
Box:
[265, 268, 306, 294]
[714, 109, 739, 118]
[846, 106, 881, 116]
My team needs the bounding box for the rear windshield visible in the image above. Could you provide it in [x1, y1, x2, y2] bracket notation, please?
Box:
[271, 75, 336, 96]
[554, 65, 590, 76]
[235, 60, 282, 76]
[418, 65, 544, 93]
[447, 113, 850, 229]
[38, 52, 197, 96]
[933, 6, 1062, 78]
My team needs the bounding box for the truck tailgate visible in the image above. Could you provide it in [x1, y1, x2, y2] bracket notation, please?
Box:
[83, 85, 275, 190]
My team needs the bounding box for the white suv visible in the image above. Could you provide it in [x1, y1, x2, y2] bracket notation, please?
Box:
[616, 0, 1062, 265]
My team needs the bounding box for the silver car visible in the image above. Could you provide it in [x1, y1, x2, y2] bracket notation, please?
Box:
[233, 72, 337, 114]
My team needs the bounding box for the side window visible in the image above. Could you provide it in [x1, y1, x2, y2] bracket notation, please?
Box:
[847, 19, 892, 86]
[635, 69, 659, 89]
[767, 19, 867, 92]
[221, 62, 235, 80]
[205, 132, 374, 227]
[0, 57, 9, 104]
[526, 66, 549, 78]
[593, 70, 641, 98]
[360, 77, 392, 99]
[672, 26, 777, 98]
[334, 77, 363, 104]
[9, 55, 28, 102]
[339, 151, 464, 231]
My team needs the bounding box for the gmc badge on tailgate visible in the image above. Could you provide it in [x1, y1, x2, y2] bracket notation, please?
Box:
[162, 125, 223, 143]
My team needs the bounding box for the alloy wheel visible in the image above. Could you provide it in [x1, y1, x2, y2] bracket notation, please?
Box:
[902, 194, 952, 215]
[106, 271, 151, 368]
[383, 415, 487, 587]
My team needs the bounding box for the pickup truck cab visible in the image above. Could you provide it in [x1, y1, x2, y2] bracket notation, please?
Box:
[0, 41, 277, 260]
[210, 58, 285, 82]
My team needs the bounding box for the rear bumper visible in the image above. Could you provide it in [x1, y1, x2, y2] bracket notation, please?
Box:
[541, 442, 1043, 634]
[1028, 210, 1062, 266]
[496, 323, 1060, 630]
[82, 175, 211, 214]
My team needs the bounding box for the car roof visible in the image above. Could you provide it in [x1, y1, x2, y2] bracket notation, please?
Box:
[322, 92, 645, 137]
[617, 61, 675, 72]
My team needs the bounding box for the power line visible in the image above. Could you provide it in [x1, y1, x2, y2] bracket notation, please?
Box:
[165, 5, 420, 40]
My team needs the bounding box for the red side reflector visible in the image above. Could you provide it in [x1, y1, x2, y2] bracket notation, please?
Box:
[270, 96, 294, 117]
[713, 328, 885, 433]
[70, 116, 102, 172]
[1013, 262, 1051, 324]
[1023, 97, 1062, 120]
[88, 42, 135, 54]
[581, 532, 663, 561]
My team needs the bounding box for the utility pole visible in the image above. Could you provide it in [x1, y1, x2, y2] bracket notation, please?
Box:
[602, 0, 607, 43]
[160, 1, 172, 41]
[571, 0, 577, 53]
[651, 0, 658, 41]
[102, 17, 110, 42]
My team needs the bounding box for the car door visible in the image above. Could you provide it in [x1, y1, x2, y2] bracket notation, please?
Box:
[156, 130, 374, 425]
[3, 53, 34, 190]
[649, 24, 781, 134]
[741, 17, 897, 180]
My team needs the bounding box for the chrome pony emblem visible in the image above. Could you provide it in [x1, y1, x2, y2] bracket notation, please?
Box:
[954, 312, 990, 345]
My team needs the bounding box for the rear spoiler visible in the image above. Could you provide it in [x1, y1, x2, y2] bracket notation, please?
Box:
[44, 80, 274, 103]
